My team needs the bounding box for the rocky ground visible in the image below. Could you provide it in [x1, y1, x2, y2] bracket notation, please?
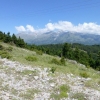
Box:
[0, 58, 100, 100]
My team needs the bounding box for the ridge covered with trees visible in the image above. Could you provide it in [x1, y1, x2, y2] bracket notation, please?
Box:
[0, 31, 100, 70]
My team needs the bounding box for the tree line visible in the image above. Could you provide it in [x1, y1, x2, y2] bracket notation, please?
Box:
[0, 31, 26, 48]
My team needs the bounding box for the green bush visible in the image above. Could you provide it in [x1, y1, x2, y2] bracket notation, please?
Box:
[60, 57, 66, 65]
[0, 51, 12, 59]
[50, 67, 56, 73]
[59, 84, 70, 98]
[80, 72, 89, 78]
[60, 84, 70, 93]
[50, 58, 61, 65]
[60, 91, 68, 98]
[25, 56, 37, 61]
[50, 58, 66, 66]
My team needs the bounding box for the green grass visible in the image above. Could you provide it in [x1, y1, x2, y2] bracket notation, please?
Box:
[11, 88, 18, 95]
[50, 84, 70, 99]
[59, 84, 70, 98]
[0, 50, 12, 59]
[60, 84, 70, 92]
[50, 93, 61, 100]
[80, 72, 89, 78]
[0, 42, 100, 90]
[0, 42, 97, 74]
[25, 56, 37, 61]
[19, 88, 38, 100]
[21, 70, 37, 75]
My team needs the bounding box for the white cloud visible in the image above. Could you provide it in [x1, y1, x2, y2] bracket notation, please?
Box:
[15, 21, 100, 34]
[15, 26, 26, 32]
[15, 25, 35, 33]
[26, 25, 35, 32]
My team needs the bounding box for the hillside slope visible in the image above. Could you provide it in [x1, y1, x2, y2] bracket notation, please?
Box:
[0, 42, 100, 100]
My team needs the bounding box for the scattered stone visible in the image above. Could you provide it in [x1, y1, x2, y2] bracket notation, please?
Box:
[0, 58, 100, 100]
[50, 83, 55, 87]
[68, 60, 77, 64]
[34, 76, 39, 80]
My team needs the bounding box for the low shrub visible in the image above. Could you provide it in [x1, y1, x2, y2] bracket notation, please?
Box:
[60, 91, 68, 98]
[25, 56, 37, 61]
[50, 58, 66, 66]
[60, 84, 70, 93]
[51, 58, 61, 65]
[0, 51, 12, 59]
[59, 84, 70, 98]
[50, 67, 56, 73]
[60, 57, 66, 65]
[80, 72, 89, 78]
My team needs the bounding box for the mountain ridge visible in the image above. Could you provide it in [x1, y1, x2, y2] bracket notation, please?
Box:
[17, 31, 100, 45]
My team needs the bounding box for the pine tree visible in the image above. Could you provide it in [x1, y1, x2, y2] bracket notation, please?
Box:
[95, 51, 100, 68]
[4, 32, 12, 43]
[0, 31, 4, 41]
[62, 43, 71, 58]
[12, 34, 17, 44]
[17, 37, 25, 47]
[74, 47, 80, 61]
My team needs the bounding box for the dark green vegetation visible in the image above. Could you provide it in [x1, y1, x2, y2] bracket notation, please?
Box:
[50, 57, 65, 66]
[38, 43, 100, 71]
[0, 31, 26, 48]
[50, 67, 56, 73]
[0, 31, 100, 71]
[80, 72, 89, 78]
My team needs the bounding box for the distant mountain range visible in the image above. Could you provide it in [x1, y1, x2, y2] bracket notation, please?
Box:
[16, 31, 100, 45]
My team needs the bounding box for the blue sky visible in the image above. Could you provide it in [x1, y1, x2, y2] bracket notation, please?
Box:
[0, 0, 100, 34]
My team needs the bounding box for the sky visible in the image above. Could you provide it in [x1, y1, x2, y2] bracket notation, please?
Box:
[0, 0, 100, 34]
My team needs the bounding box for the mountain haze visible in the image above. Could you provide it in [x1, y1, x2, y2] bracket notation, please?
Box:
[17, 31, 100, 45]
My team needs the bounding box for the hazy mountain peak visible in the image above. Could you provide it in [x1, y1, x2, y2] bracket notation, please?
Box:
[16, 31, 100, 45]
